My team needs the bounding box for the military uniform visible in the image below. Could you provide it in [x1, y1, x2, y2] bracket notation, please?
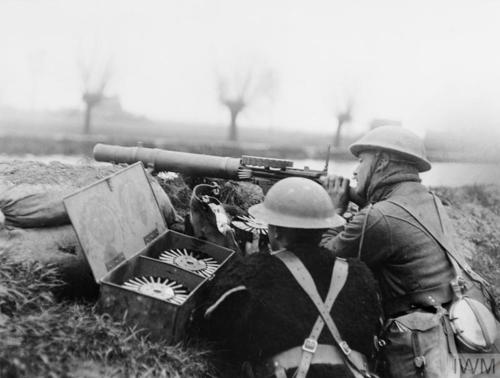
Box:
[322, 180, 455, 316]
[322, 152, 458, 377]
[202, 244, 382, 378]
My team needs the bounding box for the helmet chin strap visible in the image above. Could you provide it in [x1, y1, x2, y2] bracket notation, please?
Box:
[386, 152, 419, 171]
[362, 151, 383, 202]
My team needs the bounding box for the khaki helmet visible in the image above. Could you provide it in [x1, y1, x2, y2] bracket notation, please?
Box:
[248, 177, 345, 229]
[349, 126, 431, 172]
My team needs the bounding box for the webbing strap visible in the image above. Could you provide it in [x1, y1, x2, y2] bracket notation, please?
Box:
[294, 256, 348, 378]
[268, 344, 350, 374]
[430, 195, 471, 284]
[357, 204, 373, 259]
[442, 314, 459, 357]
[386, 195, 490, 293]
[274, 251, 369, 378]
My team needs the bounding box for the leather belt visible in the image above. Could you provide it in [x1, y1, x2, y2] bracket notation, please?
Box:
[256, 344, 365, 377]
[384, 283, 453, 317]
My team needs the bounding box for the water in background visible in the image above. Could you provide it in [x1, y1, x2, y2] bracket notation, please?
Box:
[1, 154, 499, 187]
[296, 159, 500, 187]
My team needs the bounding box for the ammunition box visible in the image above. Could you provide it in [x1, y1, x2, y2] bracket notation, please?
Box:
[64, 162, 235, 342]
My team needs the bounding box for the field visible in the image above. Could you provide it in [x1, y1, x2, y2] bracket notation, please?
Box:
[0, 158, 499, 377]
[2, 107, 500, 162]
[0, 109, 345, 161]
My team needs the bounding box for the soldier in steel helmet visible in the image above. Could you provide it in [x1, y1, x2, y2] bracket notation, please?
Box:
[321, 126, 460, 378]
[201, 177, 382, 378]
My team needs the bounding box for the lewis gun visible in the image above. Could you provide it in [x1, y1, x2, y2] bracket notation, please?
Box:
[93, 143, 362, 204]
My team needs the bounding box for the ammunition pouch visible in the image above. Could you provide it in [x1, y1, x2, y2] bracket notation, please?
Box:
[382, 309, 458, 378]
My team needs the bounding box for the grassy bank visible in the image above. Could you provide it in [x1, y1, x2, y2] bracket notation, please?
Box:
[0, 258, 215, 378]
[433, 184, 500, 304]
[0, 160, 499, 377]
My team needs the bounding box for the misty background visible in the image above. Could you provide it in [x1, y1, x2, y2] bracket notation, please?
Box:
[1, 0, 499, 166]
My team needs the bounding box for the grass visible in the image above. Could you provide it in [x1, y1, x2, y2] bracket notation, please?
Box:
[0, 257, 215, 378]
[433, 184, 500, 308]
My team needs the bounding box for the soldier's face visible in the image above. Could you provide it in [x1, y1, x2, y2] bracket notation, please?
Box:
[267, 225, 281, 250]
[353, 151, 376, 195]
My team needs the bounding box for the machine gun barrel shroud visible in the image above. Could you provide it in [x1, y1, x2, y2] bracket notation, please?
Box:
[93, 144, 242, 179]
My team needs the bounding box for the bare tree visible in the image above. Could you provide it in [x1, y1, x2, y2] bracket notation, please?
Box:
[79, 55, 113, 134]
[333, 97, 354, 148]
[217, 68, 275, 142]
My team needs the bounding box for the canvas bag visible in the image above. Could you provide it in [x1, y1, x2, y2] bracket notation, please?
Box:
[383, 308, 459, 378]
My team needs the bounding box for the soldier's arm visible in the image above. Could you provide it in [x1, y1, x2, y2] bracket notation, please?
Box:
[321, 206, 389, 267]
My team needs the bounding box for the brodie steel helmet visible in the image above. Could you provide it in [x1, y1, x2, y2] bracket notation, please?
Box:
[248, 177, 345, 229]
[349, 126, 432, 172]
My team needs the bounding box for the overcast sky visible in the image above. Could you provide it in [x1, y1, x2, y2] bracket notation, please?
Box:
[1, 0, 500, 135]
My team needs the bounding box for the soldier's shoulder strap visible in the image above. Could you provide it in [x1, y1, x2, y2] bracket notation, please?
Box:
[385, 194, 485, 285]
[274, 251, 371, 378]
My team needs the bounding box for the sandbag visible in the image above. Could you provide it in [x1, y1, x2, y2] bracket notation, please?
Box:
[0, 224, 97, 298]
[0, 184, 76, 228]
[0, 183, 182, 261]
[0, 177, 182, 230]
[149, 178, 185, 231]
[0, 224, 82, 264]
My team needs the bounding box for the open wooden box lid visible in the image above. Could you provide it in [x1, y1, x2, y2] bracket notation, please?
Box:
[64, 162, 167, 282]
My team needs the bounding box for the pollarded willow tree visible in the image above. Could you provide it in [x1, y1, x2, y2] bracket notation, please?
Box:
[78, 54, 114, 135]
[217, 68, 275, 142]
[333, 97, 354, 148]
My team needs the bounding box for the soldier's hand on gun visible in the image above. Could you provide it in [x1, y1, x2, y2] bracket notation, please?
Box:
[321, 175, 350, 215]
[244, 229, 261, 255]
